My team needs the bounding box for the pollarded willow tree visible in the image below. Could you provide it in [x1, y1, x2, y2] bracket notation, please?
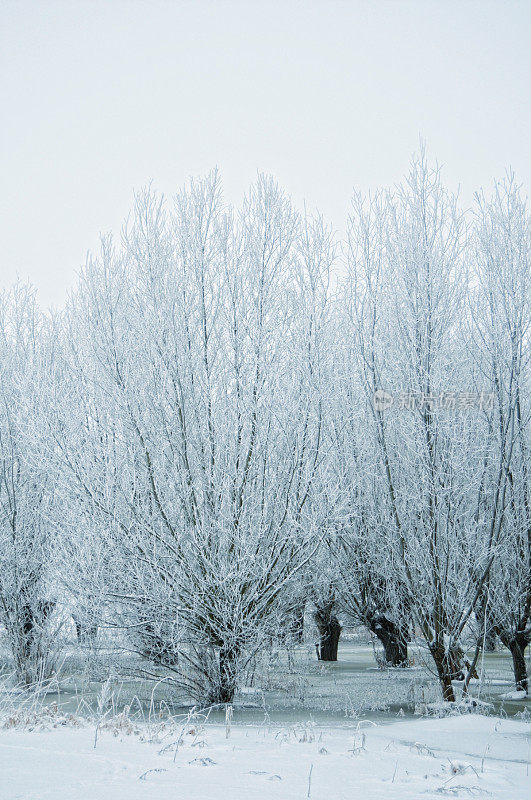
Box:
[53, 173, 333, 703]
[343, 149, 501, 701]
[0, 285, 59, 686]
[326, 321, 412, 668]
[471, 175, 530, 693]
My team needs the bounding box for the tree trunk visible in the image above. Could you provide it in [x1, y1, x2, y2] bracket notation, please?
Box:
[20, 601, 55, 660]
[15, 600, 56, 686]
[368, 615, 408, 666]
[447, 644, 466, 681]
[508, 637, 528, 694]
[496, 628, 529, 694]
[314, 604, 341, 662]
[430, 644, 456, 702]
[212, 644, 239, 704]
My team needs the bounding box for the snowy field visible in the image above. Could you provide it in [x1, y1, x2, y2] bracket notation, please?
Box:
[1, 641, 529, 799]
[1, 713, 529, 799]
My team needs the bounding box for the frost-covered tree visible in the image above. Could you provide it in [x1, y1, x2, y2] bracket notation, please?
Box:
[0, 286, 59, 686]
[21, 154, 527, 709]
[327, 331, 411, 668]
[53, 174, 331, 703]
[471, 175, 530, 693]
[344, 149, 497, 700]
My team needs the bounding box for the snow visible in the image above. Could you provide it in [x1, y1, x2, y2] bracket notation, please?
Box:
[0, 715, 529, 799]
[500, 689, 528, 701]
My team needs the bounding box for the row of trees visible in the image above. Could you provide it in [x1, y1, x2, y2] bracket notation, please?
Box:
[0, 151, 529, 704]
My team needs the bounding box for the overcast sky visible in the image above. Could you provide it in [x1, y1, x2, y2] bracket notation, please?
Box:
[1, 0, 529, 308]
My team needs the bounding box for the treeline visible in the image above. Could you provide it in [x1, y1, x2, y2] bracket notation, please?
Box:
[0, 149, 528, 704]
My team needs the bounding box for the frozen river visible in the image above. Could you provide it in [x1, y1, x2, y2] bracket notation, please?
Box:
[7, 639, 527, 727]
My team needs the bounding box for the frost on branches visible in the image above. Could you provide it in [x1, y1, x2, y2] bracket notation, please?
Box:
[0, 152, 528, 704]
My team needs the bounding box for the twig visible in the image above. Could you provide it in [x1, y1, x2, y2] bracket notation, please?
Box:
[307, 763, 313, 798]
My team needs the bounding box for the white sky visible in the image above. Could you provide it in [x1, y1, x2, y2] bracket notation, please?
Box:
[1, 0, 529, 308]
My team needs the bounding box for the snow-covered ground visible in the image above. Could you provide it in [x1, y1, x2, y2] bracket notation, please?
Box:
[1, 714, 529, 799]
[1, 641, 529, 797]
